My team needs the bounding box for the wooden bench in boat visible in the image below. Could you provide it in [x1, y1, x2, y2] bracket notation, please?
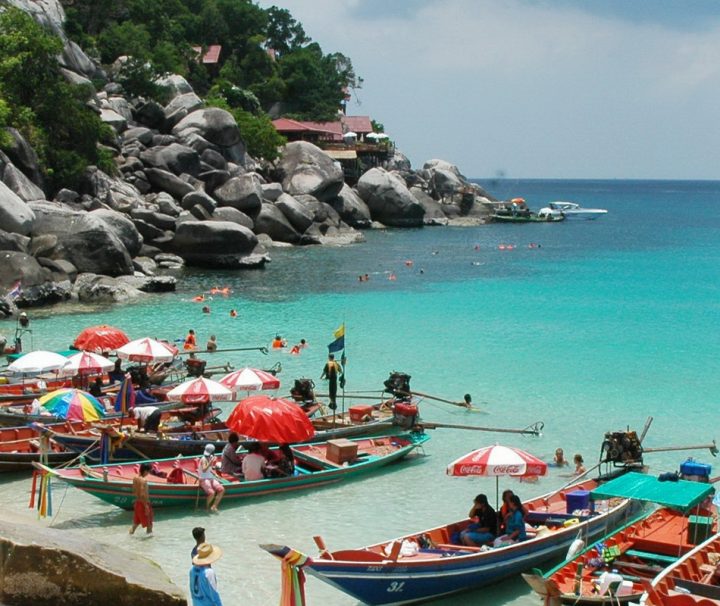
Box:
[625, 549, 679, 565]
[672, 577, 720, 601]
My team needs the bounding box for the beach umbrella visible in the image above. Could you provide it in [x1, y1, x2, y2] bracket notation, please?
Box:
[343, 131, 357, 138]
[366, 132, 380, 140]
[219, 367, 280, 394]
[225, 395, 315, 443]
[447, 444, 548, 509]
[7, 350, 69, 376]
[374, 133, 389, 139]
[39, 388, 106, 421]
[63, 351, 115, 375]
[167, 377, 233, 404]
[116, 337, 177, 363]
[72, 325, 129, 353]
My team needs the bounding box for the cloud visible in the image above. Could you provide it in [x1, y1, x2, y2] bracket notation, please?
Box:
[259, 0, 720, 178]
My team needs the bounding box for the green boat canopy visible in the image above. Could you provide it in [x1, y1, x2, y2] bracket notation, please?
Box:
[590, 472, 714, 512]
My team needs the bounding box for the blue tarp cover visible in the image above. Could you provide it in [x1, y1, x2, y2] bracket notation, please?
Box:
[590, 472, 714, 511]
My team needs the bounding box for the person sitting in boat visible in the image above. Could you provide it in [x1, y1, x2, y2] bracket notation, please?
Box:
[198, 444, 224, 513]
[89, 377, 103, 398]
[497, 489, 515, 534]
[241, 442, 266, 481]
[133, 405, 162, 433]
[493, 495, 527, 546]
[108, 359, 124, 384]
[459, 494, 497, 547]
[553, 448, 569, 467]
[264, 444, 295, 478]
[220, 433, 244, 479]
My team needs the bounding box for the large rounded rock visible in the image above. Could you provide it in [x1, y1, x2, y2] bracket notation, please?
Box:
[73, 273, 143, 304]
[0, 229, 30, 253]
[2, 127, 44, 188]
[80, 167, 143, 213]
[0, 152, 45, 202]
[213, 174, 262, 216]
[357, 167, 425, 227]
[277, 141, 344, 202]
[421, 159, 467, 197]
[172, 108, 246, 163]
[144, 168, 195, 199]
[163, 92, 204, 128]
[0, 251, 51, 289]
[274, 193, 313, 233]
[181, 190, 216, 214]
[254, 203, 300, 244]
[140, 144, 200, 176]
[0, 181, 35, 235]
[328, 184, 372, 228]
[410, 187, 449, 226]
[29, 202, 133, 276]
[155, 73, 194, 99]
[386, 150, 412, 172]
[210, 206, 253, 230]
[172, 220, 263, 268]
[91, 209, 143, 257]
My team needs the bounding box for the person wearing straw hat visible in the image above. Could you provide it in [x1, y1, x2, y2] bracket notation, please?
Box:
[189, 543, 223, 605]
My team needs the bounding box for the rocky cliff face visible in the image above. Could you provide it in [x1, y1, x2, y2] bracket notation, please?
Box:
[0, 520, 187, 606]
[0, 3, 494, 315]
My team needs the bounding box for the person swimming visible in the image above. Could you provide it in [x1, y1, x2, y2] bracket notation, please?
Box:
[271, 335, 286, 349]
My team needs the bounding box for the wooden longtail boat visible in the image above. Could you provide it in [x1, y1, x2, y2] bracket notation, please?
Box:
[35, 433, 429, 509]
[261, 478, 636, 606]
[644, 533, 720, 605]
[522, 473, 716, 605]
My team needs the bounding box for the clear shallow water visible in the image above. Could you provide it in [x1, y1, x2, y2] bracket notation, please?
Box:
[1, 179, 720, 605]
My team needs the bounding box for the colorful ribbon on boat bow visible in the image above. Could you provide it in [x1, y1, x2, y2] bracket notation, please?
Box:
[280, 548, 309, 606]
[29, 469, 52, 519]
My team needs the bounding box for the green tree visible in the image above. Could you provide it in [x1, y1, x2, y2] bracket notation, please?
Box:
[265, 6, 309, 56]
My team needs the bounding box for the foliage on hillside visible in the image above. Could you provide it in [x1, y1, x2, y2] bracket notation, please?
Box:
[62, 0, 361, 121]
[0, 9, 115, 192]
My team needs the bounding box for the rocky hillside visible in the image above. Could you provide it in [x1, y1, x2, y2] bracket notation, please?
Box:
[0, 0, 494, 317]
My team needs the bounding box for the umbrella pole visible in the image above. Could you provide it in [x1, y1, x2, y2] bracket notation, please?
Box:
[496, 476, 499, 512]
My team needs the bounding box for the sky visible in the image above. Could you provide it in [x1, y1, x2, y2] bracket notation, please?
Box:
[258, 0, 720, 180]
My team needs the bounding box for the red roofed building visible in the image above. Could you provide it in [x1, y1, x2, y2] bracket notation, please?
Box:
[341, 116, 373, 137]
[271, 118, 343, 143]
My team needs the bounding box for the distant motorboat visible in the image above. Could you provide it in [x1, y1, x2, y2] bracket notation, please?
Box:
[548, 201, 608, 220]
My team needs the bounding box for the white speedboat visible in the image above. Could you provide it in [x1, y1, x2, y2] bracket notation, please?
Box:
[548, 201, 608, 220]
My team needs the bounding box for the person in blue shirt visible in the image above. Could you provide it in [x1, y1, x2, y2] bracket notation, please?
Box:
[493, 494, 527, 546]
[189, 543, 223, 606]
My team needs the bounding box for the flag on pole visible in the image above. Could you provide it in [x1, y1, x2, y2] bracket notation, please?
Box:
[327, 324, 345, 353]
[114, 374, 136, 413]
[6, 280, 21, 300]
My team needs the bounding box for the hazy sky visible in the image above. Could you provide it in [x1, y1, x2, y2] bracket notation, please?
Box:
[259, 1, 720, 179]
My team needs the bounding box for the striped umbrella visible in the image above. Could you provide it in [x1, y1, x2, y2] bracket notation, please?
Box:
[447, 444, 548, 509]
[166, 377, 232, 404]
[219, 367, 280, 394]
[116, 337, 177, 363]
[39, 388, 106, 421]
[63, 351, 115, 375]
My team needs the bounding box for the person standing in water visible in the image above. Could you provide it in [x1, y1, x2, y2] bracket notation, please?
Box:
[321, 353, 343, 410]
[189, 543, 223, 606]
[129, 462, 153, 536]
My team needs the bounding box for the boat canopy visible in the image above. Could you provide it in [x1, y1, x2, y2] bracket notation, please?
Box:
[590, 472, 714, 512]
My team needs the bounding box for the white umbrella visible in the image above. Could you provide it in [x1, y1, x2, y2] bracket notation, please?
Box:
[63, 351, 115, 375]
[219, 367, 281, 394]
[375, 133, 389, 139]
[167, 377, 232, 404]
[7, 350, 69, 376]
[343, 131, 357, 138]
[116, 337, 177, 363]
[366, 132, 380, 140]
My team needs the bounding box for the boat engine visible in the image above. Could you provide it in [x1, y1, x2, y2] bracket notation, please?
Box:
[383, 372, 412, 400]
[600, 430, 644, 466]
[290, 378, 315, 405]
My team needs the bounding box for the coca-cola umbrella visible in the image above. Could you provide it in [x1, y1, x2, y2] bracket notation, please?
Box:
[446, 444, 548, 509]
[225, 395, 315, 443]
[166, 377, 233, 405]
[219, 367, 280, 395]
[116, 337, 178, 363]
[73, 325, 129, 353]
[63, 351, 115, 375]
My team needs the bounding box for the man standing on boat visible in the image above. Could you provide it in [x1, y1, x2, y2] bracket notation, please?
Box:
[321, 353, 343, 410]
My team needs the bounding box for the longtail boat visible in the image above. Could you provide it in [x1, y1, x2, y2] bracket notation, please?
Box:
[261, 478, 636, 606]
[35, 433, 429, 509]
[643, 532, 720, 605]
[0, 423, 78, 472]
[522, 472, 716, 605]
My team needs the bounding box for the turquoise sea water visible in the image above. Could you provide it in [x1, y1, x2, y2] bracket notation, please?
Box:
[1, 179, 720, 605]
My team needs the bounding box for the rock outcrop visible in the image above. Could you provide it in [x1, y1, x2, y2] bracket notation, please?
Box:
[0, 519, 186, 606]
[357, 168, 425, 227]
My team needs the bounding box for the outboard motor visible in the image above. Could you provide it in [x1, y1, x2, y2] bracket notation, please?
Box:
[290, 378, 315, 404]
[383, 372, 411, 400]
[185, 357, 207, 378]
[600, 430, 644, 466]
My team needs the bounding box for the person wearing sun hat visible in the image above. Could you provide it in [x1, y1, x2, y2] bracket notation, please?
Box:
[189, 543, 223, 605]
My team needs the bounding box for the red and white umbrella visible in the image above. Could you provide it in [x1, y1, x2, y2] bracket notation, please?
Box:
[63, 351, 115, 375]
[116, 337, 178, 363]
[225, 395, 314, 443]
[166, 377, 233, 404]
[219, 367, 280, 393]
[447, 444, 548, 509]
